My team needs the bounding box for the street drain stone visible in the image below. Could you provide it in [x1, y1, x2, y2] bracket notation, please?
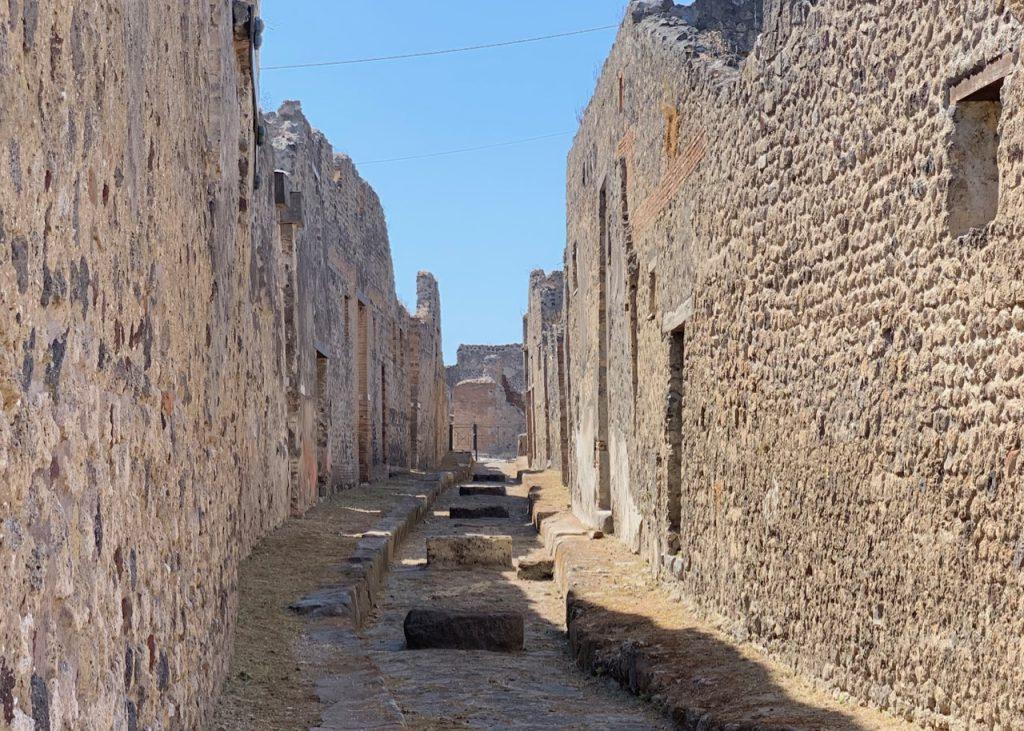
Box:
[449, 505, 509, 519]
[403, 609, 524, 652]
[459, 485, 507, 497]
[426, 535, 513, 568]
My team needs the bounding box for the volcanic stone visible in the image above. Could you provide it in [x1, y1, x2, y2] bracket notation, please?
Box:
[403, 609, 524, 652]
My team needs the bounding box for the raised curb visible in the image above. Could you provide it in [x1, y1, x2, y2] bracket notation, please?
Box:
[529, 483, 910, 731]
[292, 468, 465, 627]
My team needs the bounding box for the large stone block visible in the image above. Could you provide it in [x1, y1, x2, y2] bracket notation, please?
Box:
[516, 557, 554, 581]
[403, 609, 524, 652]
[460, 485, 507, 497]
[426, 536, 513, 568]
[449, 505, 510, 520]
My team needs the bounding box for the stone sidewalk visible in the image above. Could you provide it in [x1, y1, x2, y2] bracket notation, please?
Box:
[211, 465, 467, 731]
[523, 469, 918, 731]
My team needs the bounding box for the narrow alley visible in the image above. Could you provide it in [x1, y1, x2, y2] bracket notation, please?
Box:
[6, 1, 1024, 728]
[212, 461, 669, 730]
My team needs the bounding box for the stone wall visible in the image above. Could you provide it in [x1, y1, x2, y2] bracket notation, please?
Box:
[267, 102, 448, 491]
[447, 345, 526, 457]
[524, 270, 567, 471]
[0, 3, 447, 728]
[559, 0, 1024, 726]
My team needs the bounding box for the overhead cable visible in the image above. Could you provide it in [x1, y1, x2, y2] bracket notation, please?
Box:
[262, 24, 618, 71]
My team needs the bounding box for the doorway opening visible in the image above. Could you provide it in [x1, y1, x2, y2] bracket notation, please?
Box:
[665, 326, 685, 553]
[315, 350, 330, 497]
[357, 302, 370, 483]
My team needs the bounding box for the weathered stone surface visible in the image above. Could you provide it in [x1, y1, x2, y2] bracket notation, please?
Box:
[524, 270, 568, 471]
[426, 535, 514, 568]
[447, 345, 526, 458]
[403, 610, 524, 652]
[459, 484, 507, 497]
[469, 471, 507, 483]
[449, 505, 510, 520]
[540, 0, 1024, 726]
[290, 588, 354, 618]
[516, 557, 554, 581]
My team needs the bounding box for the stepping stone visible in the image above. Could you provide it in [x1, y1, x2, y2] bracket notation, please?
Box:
[471, 473, 507, 483]
[516, 557, 554, 581]
[450, 505, 509, 519]
[427, 535, 513, 568]
[460, 484, 507, 497]
[403, 609, 524, 652]
[289, 587, 353, 618]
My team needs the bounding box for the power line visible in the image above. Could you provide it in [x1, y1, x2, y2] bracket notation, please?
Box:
[355, 131, 573, 166]
[262, 24, 619, 71]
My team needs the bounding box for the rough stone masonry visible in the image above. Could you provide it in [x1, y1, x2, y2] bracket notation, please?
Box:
[447, 344, 526, 457]
[0, 2, 448, 728]
[524, 0, 1024, 727]
[524, 270, 568, 472]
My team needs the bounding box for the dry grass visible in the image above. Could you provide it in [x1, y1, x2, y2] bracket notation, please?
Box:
[210, 484, 408, 731]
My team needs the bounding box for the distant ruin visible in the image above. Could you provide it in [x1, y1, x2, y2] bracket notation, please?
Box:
[446, 345, 526, 458]
[523, 270, 567, 471]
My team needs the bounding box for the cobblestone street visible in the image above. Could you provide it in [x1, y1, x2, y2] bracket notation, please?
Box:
[348, 465, 668, 730]
[219, 462, 669, 730]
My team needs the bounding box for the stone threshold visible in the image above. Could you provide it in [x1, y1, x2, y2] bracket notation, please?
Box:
[527, 478, 916, 731]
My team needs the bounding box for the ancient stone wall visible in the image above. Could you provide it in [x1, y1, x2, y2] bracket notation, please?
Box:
[445, 344, 526, 395]
[447, 345, 526, 457]
[562, 0, 1024, 726]
[266, 103, 447, 491]
[0, 5, 448, 728]
[524, 270, 567, 471]
[0, 2, 288, 727]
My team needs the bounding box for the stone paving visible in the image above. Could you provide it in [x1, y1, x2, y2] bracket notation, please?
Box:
[333, 464, 670, 730]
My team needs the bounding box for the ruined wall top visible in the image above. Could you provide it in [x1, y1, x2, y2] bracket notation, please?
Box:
[415, 271, 442, 325]
[625, 0, 816, 68]
[528, 269, 564, 336]
[266, 101, 398, 306]
[446, 344, 526, 394]
[627, 0, 764, 66]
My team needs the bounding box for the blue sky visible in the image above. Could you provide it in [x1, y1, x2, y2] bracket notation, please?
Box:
[258, 1, 632, 364]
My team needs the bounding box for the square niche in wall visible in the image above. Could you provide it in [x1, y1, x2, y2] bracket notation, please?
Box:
[947, 54, 1013, 238]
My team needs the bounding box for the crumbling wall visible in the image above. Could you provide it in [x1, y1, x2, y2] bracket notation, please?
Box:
[410, 272, 450, 470]
[524, 270, 567, 471]
[447, 345, 526, 457]
[445, 344, 526, 395]
[266, 103, 447, 490]
[564, 0, 1024, 726]
[0, 5, 448, 728]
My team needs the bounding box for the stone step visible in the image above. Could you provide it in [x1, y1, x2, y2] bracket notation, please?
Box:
[426, 535, 513, 568]
[403, 609, 524, 652]
[459, 484, 507, 497]
[471, 472, 507, 483]
[449, 505, 509, 520]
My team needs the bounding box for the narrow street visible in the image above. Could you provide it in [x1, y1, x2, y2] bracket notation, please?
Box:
[213, 462, 668, 730]
[351, 463, 667, 730]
